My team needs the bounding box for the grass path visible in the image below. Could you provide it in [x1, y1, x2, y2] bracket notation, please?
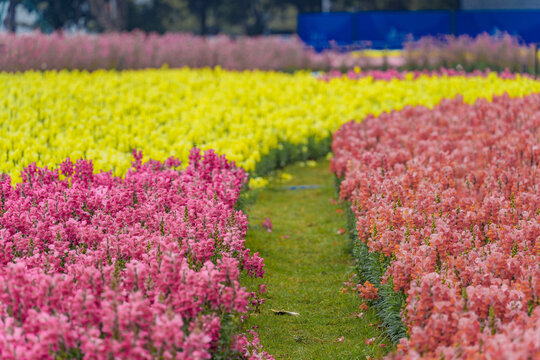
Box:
[241, 159, 390, 359]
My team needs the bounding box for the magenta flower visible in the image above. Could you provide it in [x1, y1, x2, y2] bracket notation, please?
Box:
[261, 218, 273, 233]
[0, 148, 272, 359]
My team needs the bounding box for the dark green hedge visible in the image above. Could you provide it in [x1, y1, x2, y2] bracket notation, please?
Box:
[252, 136, 332, 178]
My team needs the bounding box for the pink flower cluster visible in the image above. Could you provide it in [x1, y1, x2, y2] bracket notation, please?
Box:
[356, 281, 379, 301]
[403, 32, 537, 74]
[331, 94, 540, 359]
[0, 148, 271, 359]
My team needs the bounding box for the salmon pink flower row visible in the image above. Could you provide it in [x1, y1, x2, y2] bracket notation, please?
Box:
[0, 148, 271, 360]
[331, 94, 540, 359]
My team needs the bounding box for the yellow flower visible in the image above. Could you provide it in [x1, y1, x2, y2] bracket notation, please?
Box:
[1, 68, 539, 183]
[249, 177, 269, 189]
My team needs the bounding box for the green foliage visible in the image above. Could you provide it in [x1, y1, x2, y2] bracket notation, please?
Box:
[213, 314, 246, 360]
[253, 136, 331, 178]
[54, 346, 84, 360]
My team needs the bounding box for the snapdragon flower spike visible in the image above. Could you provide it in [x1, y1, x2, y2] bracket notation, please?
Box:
[332, 93, 540, 359]
[0, 148, 270, 360]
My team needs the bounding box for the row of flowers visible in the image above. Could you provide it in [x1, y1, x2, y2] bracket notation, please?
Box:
[0, 32, 324, 72]
[331, 94, 539, 359]
[2, 69, 540, 184]
[402, 33, 539, 74]
[0, 32, 536, 73]
[0, 32, 388, 73]
[0, 148, 271, 359]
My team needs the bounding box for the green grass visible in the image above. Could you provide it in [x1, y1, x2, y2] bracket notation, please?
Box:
[241, 159, 391, 359]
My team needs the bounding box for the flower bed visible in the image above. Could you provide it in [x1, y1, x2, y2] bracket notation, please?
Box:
[2, 69, 539, 184]
[403, 32, 538, 74]
[331, 94, 540, 359]
[2, 32, 536, 74]
[0, 148, 270, 359]
[0, 32, 330, 72]
[0, 32, 382, 73]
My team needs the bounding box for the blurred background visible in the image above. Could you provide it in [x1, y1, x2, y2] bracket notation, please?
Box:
[0, 0, 472, 34]
[1, 0, 539, 74]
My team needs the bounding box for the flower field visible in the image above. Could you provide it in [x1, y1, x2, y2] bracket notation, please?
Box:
[403, 33, 539, 74]
[1, 32, 537, 74]
[331, 94, 540, 359]
[0, 32, 400, 73]
[2, 32, 540, 358]
[0, 148, 271, 359]
[2, 69, 540, 185]
[0, 33, 329, 72]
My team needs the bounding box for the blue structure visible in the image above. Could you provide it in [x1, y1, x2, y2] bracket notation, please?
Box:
[297, 10, 540, 50]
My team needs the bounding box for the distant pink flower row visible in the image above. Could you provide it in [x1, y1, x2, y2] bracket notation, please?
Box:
[331, 94, 540, 359]
[403, 32, 537, 74]
[0, 31, 371, 72]
[320, 67, 524, 81]
[0, 148, 272, 360]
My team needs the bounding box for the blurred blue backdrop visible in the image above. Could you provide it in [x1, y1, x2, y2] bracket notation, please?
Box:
[298, 10, 540, 50]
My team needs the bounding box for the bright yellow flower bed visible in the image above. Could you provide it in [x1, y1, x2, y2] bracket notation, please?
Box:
[1, 68, 539, 182]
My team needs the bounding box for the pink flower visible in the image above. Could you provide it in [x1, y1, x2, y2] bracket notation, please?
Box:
[332, 93, 540, 359]
[261, 218, 272, 233]
[0, 148, 270, 359]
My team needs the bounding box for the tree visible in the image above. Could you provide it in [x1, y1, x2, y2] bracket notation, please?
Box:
[126, 0, 174, 33]
[247, 0, 271, 35]
[187, 0, 219, 35]
[37, 0, 91, 31]
[286, 0, 321, 13]
[31, 0, 127, 32]
[214, 0, 274, 35]
[87, 0, 129, 31]
[4, 0, 20, 32]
